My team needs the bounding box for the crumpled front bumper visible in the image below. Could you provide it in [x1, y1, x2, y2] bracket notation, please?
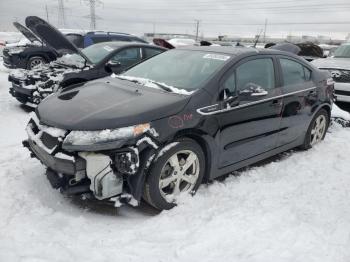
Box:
[23, 115, 158, 206]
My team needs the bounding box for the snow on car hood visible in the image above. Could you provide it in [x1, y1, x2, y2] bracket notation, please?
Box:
[37, 77, 191, 131]
[311, 57, 350, 70]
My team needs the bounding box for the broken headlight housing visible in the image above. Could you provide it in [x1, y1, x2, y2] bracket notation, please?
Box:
[62, 123, 150, 152]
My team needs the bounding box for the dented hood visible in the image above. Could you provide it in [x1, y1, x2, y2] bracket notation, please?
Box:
[37, 77, 190, 131]
[13, 22, 41, 43]
[25, 16, 92, 64]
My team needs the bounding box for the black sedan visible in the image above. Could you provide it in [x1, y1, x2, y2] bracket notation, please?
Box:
[8, 16, 165, 107]
[23, 46, 333, 210]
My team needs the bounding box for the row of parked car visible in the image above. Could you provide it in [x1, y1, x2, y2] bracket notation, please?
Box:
[2, 16, 337, 210]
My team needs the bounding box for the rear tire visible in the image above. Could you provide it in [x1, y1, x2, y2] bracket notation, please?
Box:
[27, 56, 46, 69]
[143, 138, 205, 210]
[300, 109, 329, 150]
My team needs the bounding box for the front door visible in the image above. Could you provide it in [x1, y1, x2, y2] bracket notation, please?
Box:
[215, 56, 284, 168]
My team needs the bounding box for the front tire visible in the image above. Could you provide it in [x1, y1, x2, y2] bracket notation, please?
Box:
[301, 109, 329, 149]
[144, 138, 205, 210]
[27, 56, 46, 69]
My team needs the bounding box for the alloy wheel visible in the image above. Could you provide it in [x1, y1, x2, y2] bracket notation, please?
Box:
[158, 150, 200, 202]
[310, 114, 327, 146]
[30, 58, 43, 69]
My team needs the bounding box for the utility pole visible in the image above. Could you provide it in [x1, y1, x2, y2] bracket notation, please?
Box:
[263, 18, 268, 44]
[195, 19, 200, 41]
[45, 4, 50, 23]
[83, 0, 102, 30]
[57, 0, 66, 28]
[89, 0, 96, 30]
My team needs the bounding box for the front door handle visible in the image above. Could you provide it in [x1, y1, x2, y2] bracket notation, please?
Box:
[270, 99, 282, 107]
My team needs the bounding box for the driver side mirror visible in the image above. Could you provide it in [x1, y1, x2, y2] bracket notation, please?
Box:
[105, 60, 121, 74]
[219, 89, 239, 109]
[239, 83, 268, 97]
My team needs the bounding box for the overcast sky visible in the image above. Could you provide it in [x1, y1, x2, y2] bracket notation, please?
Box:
[0, 0, 350, 39]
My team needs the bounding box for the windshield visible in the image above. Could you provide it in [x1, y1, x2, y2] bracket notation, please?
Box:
[81, 44, 116, 64]
[122, 49, 231, 91]
[333, 44, 350, 58]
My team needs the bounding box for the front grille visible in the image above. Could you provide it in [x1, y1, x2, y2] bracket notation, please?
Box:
[41, 132, 59, 150]
[327, 69, 350, 83]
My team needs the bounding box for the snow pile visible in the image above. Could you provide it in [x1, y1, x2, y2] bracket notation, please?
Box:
[114, 74, 194, 95]
[331, 104, 350, 121]
[55, 54, 86, 69]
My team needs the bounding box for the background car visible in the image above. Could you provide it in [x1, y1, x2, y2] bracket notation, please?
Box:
[3, 21, 148, 70]
[23, 47, 333, 210]
[312, 43, 350, 103]
[268, 42, 324, 61]
[9, 41, 166, 107]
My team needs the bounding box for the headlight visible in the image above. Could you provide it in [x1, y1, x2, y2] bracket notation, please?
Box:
[62, 123, 150, 152]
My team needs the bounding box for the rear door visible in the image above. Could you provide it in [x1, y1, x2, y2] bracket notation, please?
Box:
[277, 56, 317, 146]
[214, 55, 284, 167]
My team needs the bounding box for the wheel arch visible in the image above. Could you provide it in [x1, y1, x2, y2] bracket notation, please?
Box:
[311, 102, 332, 120]
[172, 128, 215, 183]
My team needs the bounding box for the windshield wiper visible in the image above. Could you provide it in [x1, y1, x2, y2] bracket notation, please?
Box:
[149, 80, 172, 92]
[117, 76, 173, 93]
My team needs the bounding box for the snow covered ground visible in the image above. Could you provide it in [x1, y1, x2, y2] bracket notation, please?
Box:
[1, 58, 350, 262]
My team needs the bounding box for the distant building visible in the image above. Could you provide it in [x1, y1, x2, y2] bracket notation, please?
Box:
[144, 33, 196, 40]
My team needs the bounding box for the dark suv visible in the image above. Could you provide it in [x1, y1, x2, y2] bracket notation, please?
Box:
[23, 46, 333, 210]
[3, 21, 147, 70]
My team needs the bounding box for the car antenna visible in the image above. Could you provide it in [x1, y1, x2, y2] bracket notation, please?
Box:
[253, 29, 263, 48]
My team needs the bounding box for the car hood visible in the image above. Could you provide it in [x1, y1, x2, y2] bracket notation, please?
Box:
[311, 57, 350, 70]
[37, 77, 191, 131]
[25, 16, 91, 64]
[13, 21, 41, 43]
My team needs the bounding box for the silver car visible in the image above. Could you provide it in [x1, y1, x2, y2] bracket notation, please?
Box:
[312, 43, 350, 103]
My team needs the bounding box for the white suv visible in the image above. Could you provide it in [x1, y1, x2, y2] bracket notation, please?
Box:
[312, 43, 350, 102]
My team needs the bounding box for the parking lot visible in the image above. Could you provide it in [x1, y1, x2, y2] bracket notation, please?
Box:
[1, 57, 350, 261]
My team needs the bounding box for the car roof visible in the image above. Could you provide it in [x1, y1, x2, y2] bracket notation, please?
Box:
[176, 45, 303, 59]
[84, 41, 165, 50]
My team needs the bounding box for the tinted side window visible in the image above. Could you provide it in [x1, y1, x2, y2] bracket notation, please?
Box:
[111, 36, 131, 42]
[144, 48, 163, 59]
[223, 73, 236, 96]
[236, 58, 275, 91]
[280, 58, 311, 85]
[111, 48, 141, 69]
[66, 34, 84, 48]
[90, 36, 112, 43]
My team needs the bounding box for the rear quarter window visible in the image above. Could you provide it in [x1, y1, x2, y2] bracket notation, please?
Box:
[280, 58, 312, 86]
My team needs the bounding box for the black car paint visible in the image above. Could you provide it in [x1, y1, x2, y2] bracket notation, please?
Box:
[27, 47, 333, 204]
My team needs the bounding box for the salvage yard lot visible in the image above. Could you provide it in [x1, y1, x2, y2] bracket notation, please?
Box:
[1, 59, 350, 262]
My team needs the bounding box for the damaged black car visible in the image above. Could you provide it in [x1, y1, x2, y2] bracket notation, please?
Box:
[3, 21, 58, 69]
[8, 16, 165, 107]
[24, 46, 333, 210]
